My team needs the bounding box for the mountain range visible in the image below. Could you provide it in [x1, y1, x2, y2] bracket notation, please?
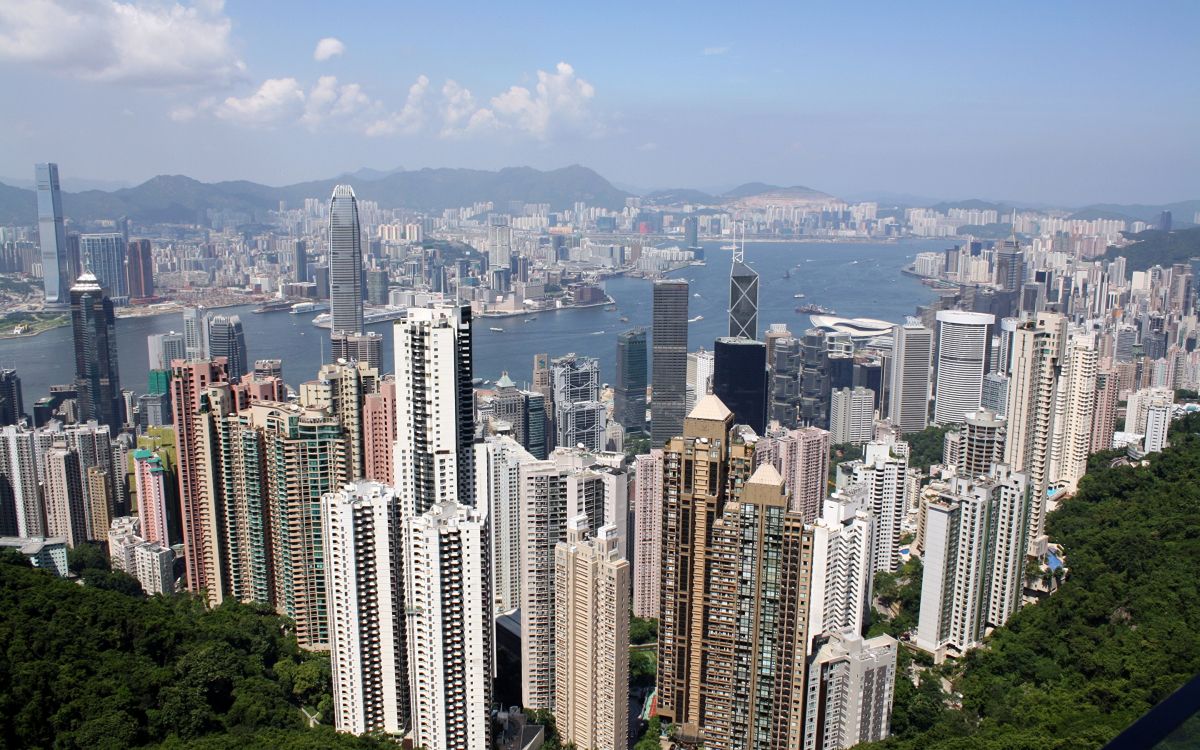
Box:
[0, 164, 1193, 228]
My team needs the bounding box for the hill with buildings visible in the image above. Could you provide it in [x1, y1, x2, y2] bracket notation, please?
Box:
[1103, 227, 1200, 271]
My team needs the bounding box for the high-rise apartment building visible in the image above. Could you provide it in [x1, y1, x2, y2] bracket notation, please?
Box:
[1090, 370, 1119, 453]
[475, 435, 538, 613]
[759, 425, 830, 520]
[803, 632, 898, 750]
[830, 386, 875, 444]
[615, 328, 648, 434]
[808, 489, 875, 648]
[42, 443, 87, 547]
[0, 424, 44, 537]
[79, 233, 127, 299]
[551, 354, 606, 451]
[393, 305, 475, 517]
[933, 311, 995, 425]
[36, 163, 69, 307]
[887, 322, 933, 433]
[207, 315, 249, 381]
[362, 376, 396, 482]
[401, 500, 493, 750]
[1049, 338, 1098, 492]
[632, 448, 663, 619]
[651, 279, 689, 446]
[946, 408, 1006, 479]
[70, 273, 122, 431]
[329, 185, 365, 336]
[916, 466, 1029, 654]
[712, 337, 769, 434]
[126, 239, 154, 298]
[132, 448, 170, 546]
[553, 518, 629, 750]
[842, 438, 909, 575]
[303, 360, 379, 482]
[323, 481, 409, 737]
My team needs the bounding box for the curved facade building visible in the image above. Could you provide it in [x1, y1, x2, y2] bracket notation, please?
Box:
[329, 185, 364, 336]
[933, 311, 995, 425]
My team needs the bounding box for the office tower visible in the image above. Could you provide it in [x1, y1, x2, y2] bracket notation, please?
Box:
[712, 337, 769, 434]
[800, 328, 832, 428]
[994, 240, 1024, 292]
[803, 632, 898, 750]
[728, 242, 759, 339]
[933, 311, 994, 425]
[183, 307, 209, 360]
[323, 481, 409, 736]
[760, 425, 830, 520]
[70, 273, 122, 431]
[253, 359, 283, 380]
[808, 489, 875, 647]
[331, 330, 384, 371]
[393, 305, 475, 517]
[43, 443, 88, 547]
[699, 462, 813, 749]
[1003, 312, 1066, 553]
[36, 163, 69, 306]
[830, 387, 875, 445]
[551, 354, 606, 451]
[132, 448, 170, 546]
[147, 332, 186, 370]
[1049, 339, 1098, 492]
[1090, 370, 1119, 453]
[126, 239, 154, 298]
[685, 348, 715, 415]
[953, 408, 1006, 479]
[329, 185, 365, 336]
[171, 360, 231, 603]
[656, 395, 754, 732]
[554, 519, 629, 750]
[0, 369, 23, 426]
[475, 435, 538, 613]
[887, 322, 933, 433]
[844, 439, 909, 575]
[293, 239, 309, 282]
[769, 336, 803, 428]
[651, 279, 689, 446]
[615, 328, 648, 434]
[981, 373, 1009, 417]
[765, 323, 792, 367]
[486, 374, 545, 456]
[632, 448, 663, 619]
[363, 376, 396, 483]
[207, 315, 249, 381]
[79, 233, 127, 299]
[683, 215, 699, 249]
[488, 216, 513, 268]
[519, 447, 629, 710]
[916, 467, 1029, 655]
[0, 425, 43, 536]
[401, 500, 492, 750]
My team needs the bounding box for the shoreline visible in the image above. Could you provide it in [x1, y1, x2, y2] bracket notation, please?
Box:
[0, 298, 261, 340]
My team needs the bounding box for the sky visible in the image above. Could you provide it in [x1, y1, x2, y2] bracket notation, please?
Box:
[0, 0, 1197, 205]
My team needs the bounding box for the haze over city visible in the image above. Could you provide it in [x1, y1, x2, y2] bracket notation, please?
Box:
[1, 0, 1198, 204]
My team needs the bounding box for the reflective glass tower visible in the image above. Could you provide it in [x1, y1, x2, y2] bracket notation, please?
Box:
[36, 163, 69, 307]
[615, 328, 648, 434]
[328, 185, 364, 337]
[728, 232, 759, 339]
[651, 279, 689, 446]
[70, 273, 122, 430]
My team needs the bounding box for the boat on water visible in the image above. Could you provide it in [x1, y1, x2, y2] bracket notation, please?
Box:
[793, 293, 806, 299]
[693, 293, 701, 297]
[605, 305, 617, 312]
[524, 318, 535, 322]
[619, 316, 630, 323]
[783, 269, 791, 279]
[796, 304, 836, 315]
[720, 243, 737, 251]
[254, 299, 294, 313]
[489, 327, 504, 332]
[688, 315, 704, 323]
[290, 301, 329, 314]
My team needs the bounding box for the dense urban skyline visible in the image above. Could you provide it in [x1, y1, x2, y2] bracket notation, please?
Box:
[1, 1, 1198, 204]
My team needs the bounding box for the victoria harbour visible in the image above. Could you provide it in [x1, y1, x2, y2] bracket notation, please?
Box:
[0, 239, 938, 398]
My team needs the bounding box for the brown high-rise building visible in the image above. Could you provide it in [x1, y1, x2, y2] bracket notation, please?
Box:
[126, 239, 154, 298]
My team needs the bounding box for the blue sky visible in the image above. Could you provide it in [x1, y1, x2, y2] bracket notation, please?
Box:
[1, 0, 1197, 204]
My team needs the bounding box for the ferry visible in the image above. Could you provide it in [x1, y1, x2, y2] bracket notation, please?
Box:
[490, 327, 504, 332]
[688, 315, 704, 323]
[254, 299, 294, 313]
[290, 301, 329, 314]
[793, 293, 806, 299]
[619, 316, 630, 323]
[796, 304, 835, 315]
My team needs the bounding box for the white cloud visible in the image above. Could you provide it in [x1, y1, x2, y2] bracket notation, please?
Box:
[703, 45, 730, 56]
[215, 78, 305, 126]
[301, 75, 375, 129]
[0, 0, 244, 87]
[365, 75, 431, 136]
[313, 37, 345, 62]
[437, 62, 598, 140]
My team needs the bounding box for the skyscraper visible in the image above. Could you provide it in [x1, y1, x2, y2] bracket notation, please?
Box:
[803, 632, 898, 750]
[728, 241, 759, 339]
[0, 424, 43, 536]
[0, 369, 24, 426]
[126, 239, 154, 298]
[70, 273, 122, 431]
[323, 481, 409, 737]
[712, 337, 769, 434]
[760, 425, 830, 520]
[554, 518, 629, 750]
[887, 322, 933, 433]
[331, 331, 384, 371]
[147, 332, 186, 370]
[293, 239, 309, 282]
[43, 442, 88, 548]
[401, 500, 493, 750]
[685, 348, 715, 415]
[830, 386, 876, 444]
[79, 233, 127, 300]
[329, 185, 365, 337]
[183, 307, 209, 360]
[615, 328, 648, 434]
[632, 448, 663, 619]
[807, 488, 875, 645]
[132, 448, 171, 547]
[207, 315, 249, 381]
[393, 305, 475, 517]
[551, 354, 606, 451]
[994, 240, 1025, 293]
[35, 163, 69, 307]
[843, 438, 910, 575]
[475, 435, 538, 614]
[933, 311, 994, 425]
[651, 279, 689, 446]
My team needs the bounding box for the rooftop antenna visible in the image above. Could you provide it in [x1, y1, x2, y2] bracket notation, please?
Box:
[732, 221, 745, 264]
